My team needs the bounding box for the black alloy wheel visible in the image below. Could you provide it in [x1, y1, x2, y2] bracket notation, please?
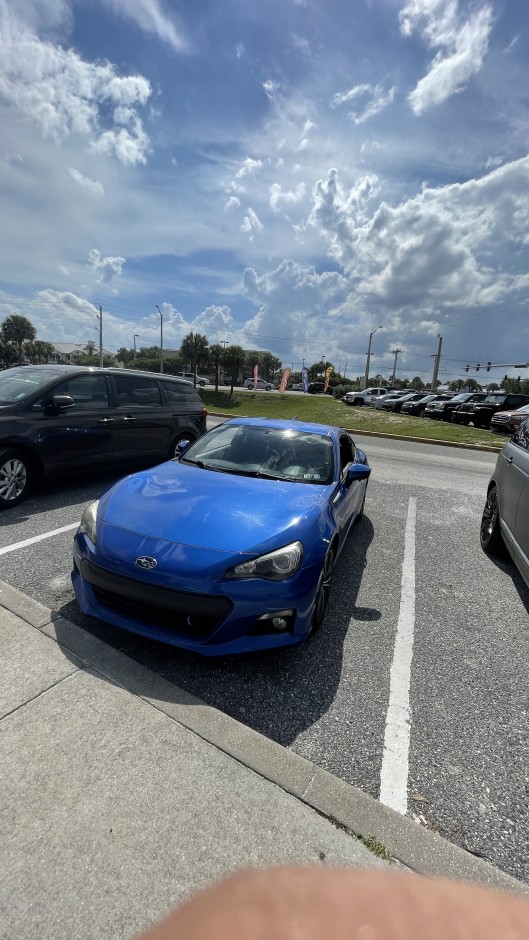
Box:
[480, 484, 505, 556]
[310, 548, 335, 633]
[0, 448, 32, 509]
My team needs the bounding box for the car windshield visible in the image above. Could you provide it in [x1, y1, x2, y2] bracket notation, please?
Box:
[180, 424, 334, 484]
[451, 393, 470, 401]
[484, 394, 506, 403]
[0, 368, 65, 405]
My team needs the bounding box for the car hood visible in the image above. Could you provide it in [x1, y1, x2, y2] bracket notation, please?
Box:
[98, 460, 328, 553]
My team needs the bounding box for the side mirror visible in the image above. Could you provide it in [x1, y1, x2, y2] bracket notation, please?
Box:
[177, 439, 192, 455]
[44, 394, 75, 415]
[346, 462, 371, 482]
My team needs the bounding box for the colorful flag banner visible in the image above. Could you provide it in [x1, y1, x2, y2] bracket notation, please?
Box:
[278, 367, 291, 393]
[324, 365, 334, 392]
[302, 366, 309, 392]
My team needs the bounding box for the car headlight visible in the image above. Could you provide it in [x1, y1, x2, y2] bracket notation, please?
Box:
[225, 541, 303, 580]
[79, 499, 99, 545]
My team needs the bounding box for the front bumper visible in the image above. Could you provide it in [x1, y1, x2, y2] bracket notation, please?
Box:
[72, 534, 323, 656]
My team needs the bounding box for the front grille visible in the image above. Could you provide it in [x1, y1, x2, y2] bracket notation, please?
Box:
[82, 560, 232, 639]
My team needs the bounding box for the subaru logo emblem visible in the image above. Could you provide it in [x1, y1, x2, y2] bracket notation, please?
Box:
[135, 556, 157, 570]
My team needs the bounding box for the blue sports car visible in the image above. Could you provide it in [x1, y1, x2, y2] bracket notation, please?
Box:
[72, 417, 371, 655]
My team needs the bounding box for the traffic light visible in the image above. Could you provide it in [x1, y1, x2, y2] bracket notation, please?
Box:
[486, 362, 491, 371]
[476, 363, 480, 371]
[465, 364, 469, 372]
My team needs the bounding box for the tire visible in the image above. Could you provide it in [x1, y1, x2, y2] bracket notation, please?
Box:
[480, 484, 506, 556]
[353, 398, 363, 406]
[247, 384, 254, 390]
[356, 486, 367, 521]
[310, 548, 335, 633]
[167, 433, 196, 460]
[0, 448, 32, 509]
[265, 385, 272, 391]
[198, 380, 206, 387]
[451, 412, 461, 423]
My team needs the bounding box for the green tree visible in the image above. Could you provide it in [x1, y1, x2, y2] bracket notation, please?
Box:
[180, 332, 209, 384]
[117, 346, 136, 367]
[0, 314, 36, 363]
[208, 343, 223, 391]
[222, 344, 246, 393]
[448, 379, 465, 392]
[23, 340, 54, 364]
[409, 376, 425, 390]
[76, 353, 117, 367]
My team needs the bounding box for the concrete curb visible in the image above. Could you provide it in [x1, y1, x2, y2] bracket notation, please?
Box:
[1, 578, 527, 897]
[206, 413, 502, 454]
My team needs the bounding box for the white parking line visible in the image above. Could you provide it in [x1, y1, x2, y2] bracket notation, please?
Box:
[379, 496, 417, 815]
[0, 523, 79, 556]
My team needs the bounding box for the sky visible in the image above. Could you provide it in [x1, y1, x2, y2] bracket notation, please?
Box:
[1, 0, 529, 384]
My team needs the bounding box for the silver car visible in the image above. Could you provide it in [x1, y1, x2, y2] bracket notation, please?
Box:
[480, 418, 529, 588]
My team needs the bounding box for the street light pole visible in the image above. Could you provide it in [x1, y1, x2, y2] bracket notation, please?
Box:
[133, 334, 139, 359]
[155, 305, 163, 374]
[98, 305, 103, 368]
[364, 326, 383, 389]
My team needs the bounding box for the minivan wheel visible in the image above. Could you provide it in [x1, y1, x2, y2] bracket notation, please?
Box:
[480, 484, 505, 556]
[0, 448, 31, 509]
[168, 433, 196, 460]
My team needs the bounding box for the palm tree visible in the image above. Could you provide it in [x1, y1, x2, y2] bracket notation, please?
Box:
[0, 314, 36, 363]
[24, 340, 54, 363]
[222, 344, 246, 394]
[208, 343, 223, 391]
[180, 332, 209, 385]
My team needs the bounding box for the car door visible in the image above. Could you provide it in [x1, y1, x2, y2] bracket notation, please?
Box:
[508, 420, 529, 582]
[496, 425, 528, 550]
[110, 373, 172, 461]
[331, 433, 364, 540]
[30, 373, 118, 473]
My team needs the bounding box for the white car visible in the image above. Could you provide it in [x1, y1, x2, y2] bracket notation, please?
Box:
[243, 378, 273, 391]
[342, 387, 390, 406]
[176, 371, 208, 386]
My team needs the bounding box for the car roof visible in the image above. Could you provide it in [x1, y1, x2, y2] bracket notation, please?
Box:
[222, 416, 340, 438]
[5, 364, 192, 383]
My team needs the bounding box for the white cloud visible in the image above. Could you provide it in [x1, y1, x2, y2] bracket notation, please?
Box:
[309, 157, 529, 315]
[99, 0, 187, 52]
[332, 82, 396, 124]
[240, 207, 264, 238]
[262, 80, 279, 101]
[400, 0, 494, 113]
[269, 181, 306, 213]
[0, 9, 152, 165]
[87, 249, 126, 285]
[224, 195, 240, 210]
[67, 167, 104, 197]
[235, 157, 263, 178]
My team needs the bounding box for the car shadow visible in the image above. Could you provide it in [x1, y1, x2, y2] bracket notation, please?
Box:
[54, 516, 378, 747]
[485, 552, 529, 615]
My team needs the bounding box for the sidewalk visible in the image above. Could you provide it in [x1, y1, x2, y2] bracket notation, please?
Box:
[1, 581, 527, 939]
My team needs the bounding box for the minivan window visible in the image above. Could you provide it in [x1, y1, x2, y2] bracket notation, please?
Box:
[114, 374, 162, 407]
[0, 368, 65, 404]
[160, 379, 202, 404]
[32, 374, 110, 411]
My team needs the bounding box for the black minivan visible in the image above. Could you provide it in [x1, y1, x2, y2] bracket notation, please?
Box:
[0, 365, 208, 508]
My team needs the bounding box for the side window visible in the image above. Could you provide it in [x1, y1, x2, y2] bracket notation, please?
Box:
[114, 375, 162, 407]
[513, 420, 529, 451]
[33, 375, 109, 411]
[160, 380, 202, 405]
[339, 434, 354, 474]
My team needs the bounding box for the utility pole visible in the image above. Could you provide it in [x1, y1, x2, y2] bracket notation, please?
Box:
[133, 334, 139, 359]
[390, 348, 401, 386]
[98, 305, 103, 368]
[155, 305, 163, 374]
[364, 326, 383, 389]
[431, 334, 442, 389]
